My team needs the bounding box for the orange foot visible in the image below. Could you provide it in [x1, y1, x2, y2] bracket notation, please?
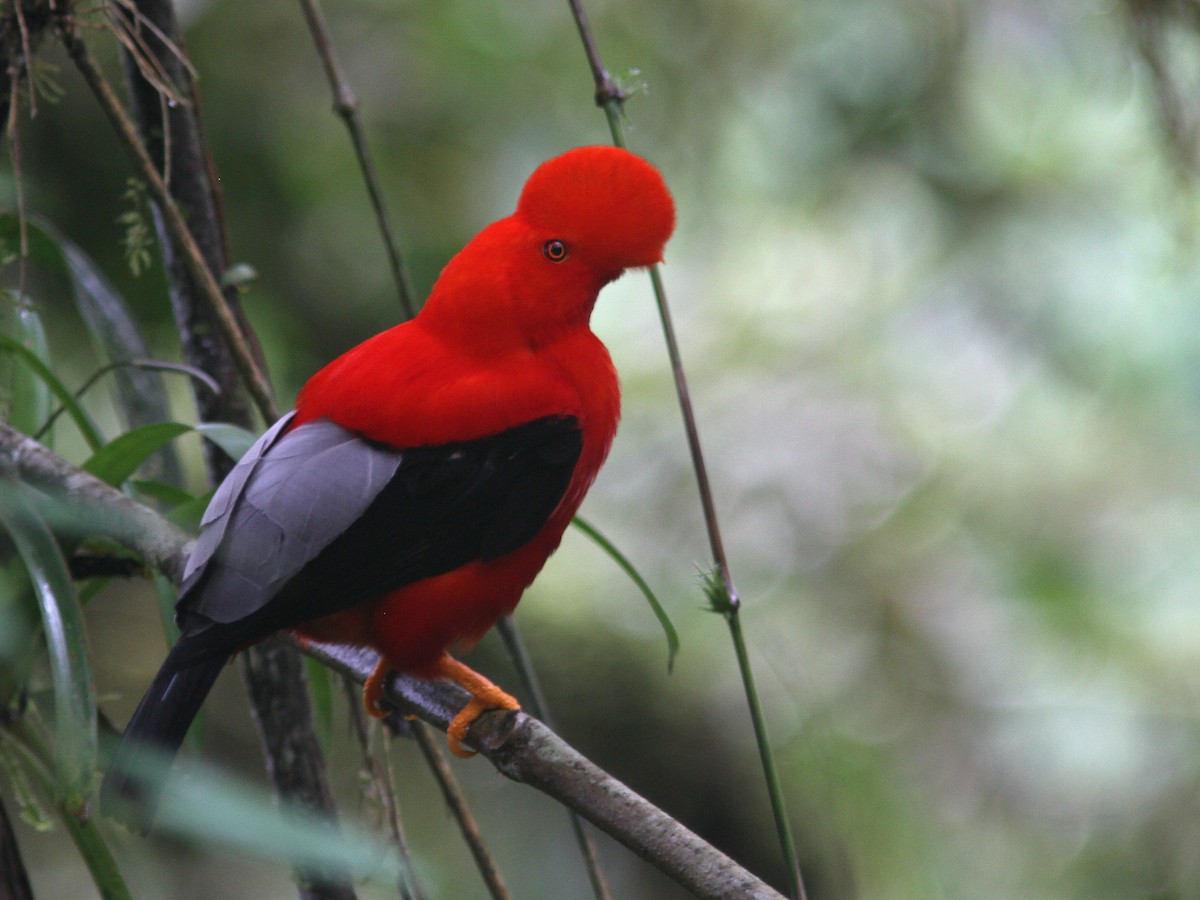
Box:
[429, 654, 520, 758]
[363, 656, 392, 719]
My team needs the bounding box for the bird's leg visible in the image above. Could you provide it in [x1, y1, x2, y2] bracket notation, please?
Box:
[363, 656, 392, 719]
[430, 654, 520, 758]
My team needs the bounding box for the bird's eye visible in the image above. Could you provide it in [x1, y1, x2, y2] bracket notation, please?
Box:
[542, 239, 568, 262]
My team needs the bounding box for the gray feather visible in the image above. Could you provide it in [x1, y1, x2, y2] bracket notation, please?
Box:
[180, 416, 404, 625]
[181, 412, 296, 592]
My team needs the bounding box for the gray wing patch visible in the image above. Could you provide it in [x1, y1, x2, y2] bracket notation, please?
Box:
[179, 416, 404, 626]
[180, 411, 296, 592]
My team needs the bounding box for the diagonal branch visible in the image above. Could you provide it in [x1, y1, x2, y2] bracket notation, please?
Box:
[296, 0, 417, 319]
[53, 19, 277, 426]
[0, 422, 784, 900]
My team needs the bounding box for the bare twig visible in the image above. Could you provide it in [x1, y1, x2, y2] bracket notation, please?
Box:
[0, 424, 784, 900]
[296, 0, 418, 318]
[54, 22, 277, 425]
[313, 642, 785, 900]
[409, 720, 511, 900]
[565, 0, 626, 109]
[342, 680, 426, 900]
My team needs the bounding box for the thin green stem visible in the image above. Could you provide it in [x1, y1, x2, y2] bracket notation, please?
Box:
[2, 718, 132, 900]
[726, 610, 804, 900]
[565, 3, 804, 895]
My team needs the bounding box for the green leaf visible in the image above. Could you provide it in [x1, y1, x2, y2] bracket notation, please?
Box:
[2, 720, 131, 899]
[151, 570, 180, 648]
[0, 214, 181, 481]
[122, 358, 220, 396]
[0, 294, 51, 440]
[0, 735, 53, 833]
[81, 422, 192, 487]
[572, 516, 680, 671]
[305, 657, 334, 755]
[194, 421, 259, 462]
[0, 554, 39, 708]
[152, 759, 405, 884]
[37, 359, 221, 444]
[164, 488, 214, 532]
[0, 483, 97, 812]
[0, 332, 104, 452]
[128, 478, 195, 508]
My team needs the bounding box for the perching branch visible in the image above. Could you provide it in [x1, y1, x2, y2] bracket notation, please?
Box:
[0, 421, 191, 583]
[0, 422, 784, 900]
[306, 642, 786, 900]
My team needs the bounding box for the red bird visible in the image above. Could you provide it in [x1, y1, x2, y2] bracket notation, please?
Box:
[103, 146, 675, 806]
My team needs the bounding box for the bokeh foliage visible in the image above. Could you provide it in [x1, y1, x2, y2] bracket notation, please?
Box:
[7, 0, 1200, 897]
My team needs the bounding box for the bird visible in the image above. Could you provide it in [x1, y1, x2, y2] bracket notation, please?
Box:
[102, 145, 676, 813]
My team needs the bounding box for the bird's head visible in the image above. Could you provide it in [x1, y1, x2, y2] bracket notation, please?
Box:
[421, 146, 676, 346]
[515, 145, 676, 282]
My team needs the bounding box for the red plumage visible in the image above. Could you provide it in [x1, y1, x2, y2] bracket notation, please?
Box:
[291, 146, 673, 673]
[103, 146, 675, 811]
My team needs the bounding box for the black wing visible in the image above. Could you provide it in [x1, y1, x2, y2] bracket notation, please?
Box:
[169, 413, 583, 668]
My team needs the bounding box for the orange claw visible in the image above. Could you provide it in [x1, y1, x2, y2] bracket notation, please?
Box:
[363, 656, 392, 719]
[430, 655, 520, 758]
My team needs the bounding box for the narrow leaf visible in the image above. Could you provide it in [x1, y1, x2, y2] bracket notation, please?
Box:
[220, 262, 258, 291]
[0, 484, 97, 812]
[0, 214, 180, 481]
[305, 657, 334, 754]
[81, 422, 192, 487]
[124, 358, 220, 396]
[1, 295, 51, 440]
[106, 743, 404, 882]
[0, 333, 105, 451]
[165, 489, 214, 532]
[0, 534, 42, 710]
[37, 358, 221, 443]
[151, 570, 180, 648]
[572, 516, 680, 671]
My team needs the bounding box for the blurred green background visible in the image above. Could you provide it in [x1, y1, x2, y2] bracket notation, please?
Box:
[10, 0, 1200, 896]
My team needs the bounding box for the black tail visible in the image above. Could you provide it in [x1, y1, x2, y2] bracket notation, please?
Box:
[101, 650, 227, 822]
